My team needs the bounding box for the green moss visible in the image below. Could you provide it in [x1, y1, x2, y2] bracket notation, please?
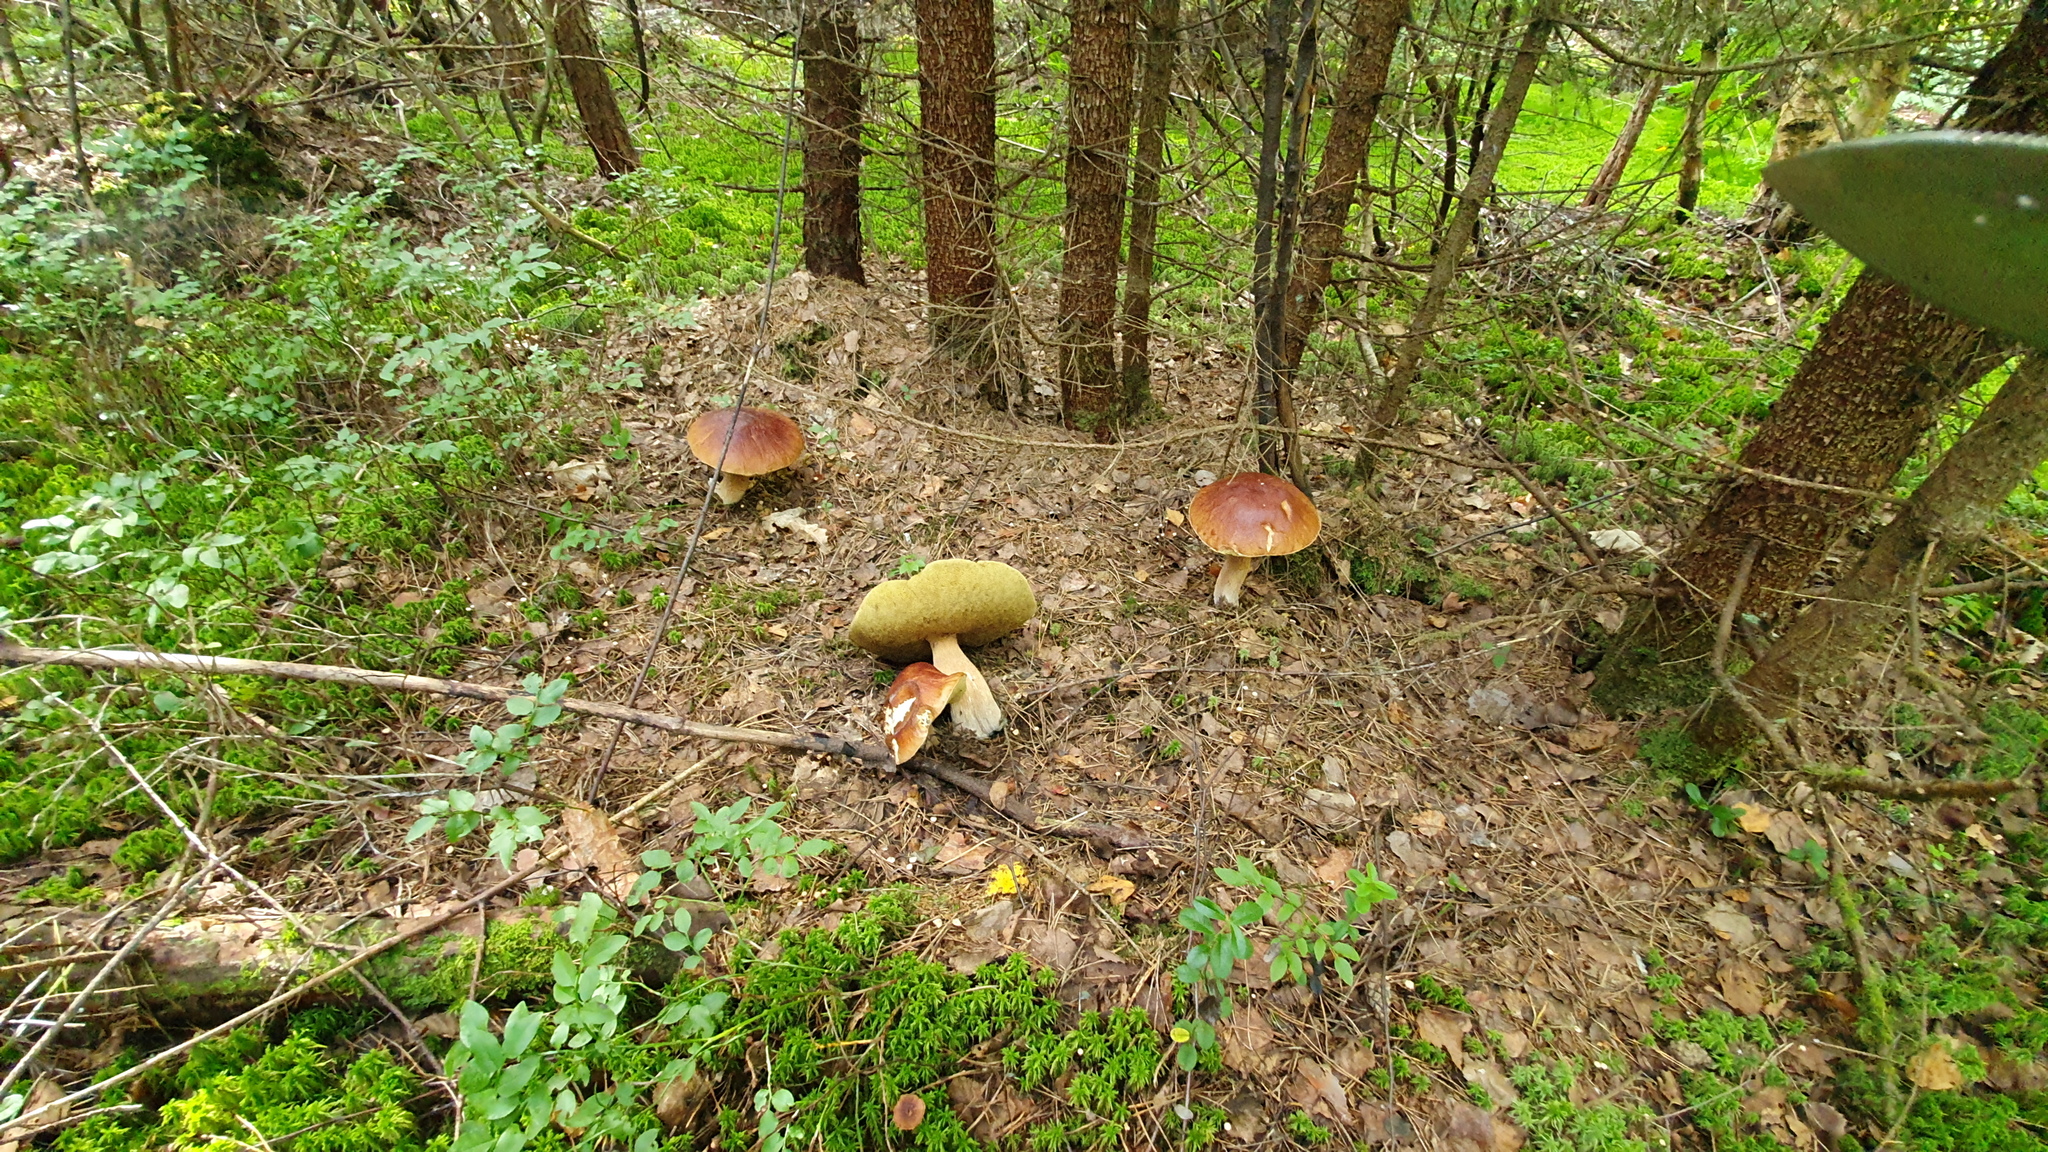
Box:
[1509, 1058, 1654, 1152]
[1638, 726, 1736, 782]
[376, 913, 561, 1013]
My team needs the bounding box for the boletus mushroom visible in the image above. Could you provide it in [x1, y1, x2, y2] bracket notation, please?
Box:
[849, 559, 1037, 739]
[686, 406, 805, 504]
[1187, 472, 1321, 607]
[883, 663, 965, 763]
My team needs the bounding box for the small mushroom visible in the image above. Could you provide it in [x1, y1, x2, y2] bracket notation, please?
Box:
[686, 406, 806, 504]
[848, 559, 1038, 739]
[1187, 472, 1321, 607]
[883, 662, 965, 763]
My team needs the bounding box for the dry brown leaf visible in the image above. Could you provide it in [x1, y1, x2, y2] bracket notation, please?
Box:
[1221, 1007, 1283, 1075]
[653, 1076, 710, 1130]
[1704, 906, 1759, 948]
[892, 1094, 927, 1131]
[1718, 958, 1768, 1016]
[1732, 803, 1776, 835]
[1416, 1007, 1473, 1069]
[1289, 1058, 1352, 1124]
[987, 779, 1012, 809]
[1568, 720, 1619, 752]
[1906, 1042, 1963, 1091]
[1087, 873, 1137, 906]
[1409, 809, 1449, 837]
[1313, 847, 1355, 888]
[560, 805, 638, 901]
[934, 831, 994, 875]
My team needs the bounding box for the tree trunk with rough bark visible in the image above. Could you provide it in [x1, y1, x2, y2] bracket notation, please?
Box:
[1059, 0, 1137, 439]
[1582, 75, 1662, 210]
[801, 3, 866, 285]
[1118, 0, 1178, 419]
[1360, 7, 1551, 456]
[481, 0, 536, 95]
[1592, 0, 2048, 716]
[551, 0, 637, 178]
[161, 0, 189, 92]
[1690, 357, 2048, 754]
[0, 0, 39, 136]
[917, 0, 1008, 404]
[1278, 0, 1406, 376]
[1674, 25, 1724, 222]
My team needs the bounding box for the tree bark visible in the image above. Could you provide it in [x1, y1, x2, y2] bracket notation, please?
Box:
[113, 0, 162, 88]
[1360, 7, 1551, 459]
[1581, 75, 1662, 210]
[1278, 0, 1406, 376]
[480, 0, 536, 96]
[550, 0, 637, 178]
[160, 0, 189, 93]
[1674, 25, 1725, 222]
[1117, 0, 1178, 419]
[800, 2, 866, 285]
[916, 0, 1007, 403]
[1058, 0, 1138, 439]
[1690, 357, 2048, 753]
[0, 0, 47, 136]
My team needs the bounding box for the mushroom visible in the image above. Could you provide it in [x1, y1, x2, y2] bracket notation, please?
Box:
[1187, 472, 1322, 608]
[685, 406, 806, 504]
[883, 663, 966, 763]
[848, 559, 1037, 739]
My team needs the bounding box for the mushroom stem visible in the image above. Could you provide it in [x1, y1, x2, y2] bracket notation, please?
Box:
[713, 473, 754, 504]
[927, 633, 1003, 738]
[1212, 555, 1260, 608]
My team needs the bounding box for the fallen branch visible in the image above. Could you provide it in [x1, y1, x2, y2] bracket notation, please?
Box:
[0, 644, 888, 764]
[0, 644, 1160, 853]
[1806, 773, 2024, 800]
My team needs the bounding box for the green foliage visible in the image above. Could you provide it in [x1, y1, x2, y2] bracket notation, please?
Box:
[1641, 728, 1736, 783]
[1509, 1058, 1654, 1152]
[49, 1017, 429, 1152]
[1282, 1110, 1332, 1145]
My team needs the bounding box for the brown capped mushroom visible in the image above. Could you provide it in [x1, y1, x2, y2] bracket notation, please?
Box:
[1187, 472, 1321, 607]
[849, 559, 1037, 739]
[883, 663, 965, 764]
[686, 406, 806, 504]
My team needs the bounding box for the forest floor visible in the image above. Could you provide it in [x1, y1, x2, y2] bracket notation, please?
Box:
[6, 110, 2048, 1152]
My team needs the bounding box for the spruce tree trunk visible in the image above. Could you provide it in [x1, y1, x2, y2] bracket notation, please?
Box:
[916, 0, 1006, 402]
[0, 0, 38, 134]
[481, 0, 536, 95]
[1690, 357, 2048, 753]
[1360, 6, 1551, 454]
[1674, 25, 1724, 222]
[800, 3, 866, 285]
[161, 0, 189, 92]
[1592, 1, 2048, 716]
[1278, 0, 1406, 376]
[113, 0, 162, 88]
[1582, 75, 1661, 210]
[1058, 0, 1138, 439]
[551, 0, 638, 178]
[1117, 0, 1178, 419]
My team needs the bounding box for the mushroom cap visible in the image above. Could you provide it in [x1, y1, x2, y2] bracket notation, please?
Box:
[685, 407, 806, 477]
[848, 559, 1038, 663]
[883, 662, 966, 764]
[1188, 472, 1321, 558]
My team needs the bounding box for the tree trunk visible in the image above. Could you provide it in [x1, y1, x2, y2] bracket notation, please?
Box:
[1582, 75, 1662, 210]
[481, 0, 536, 96]
[1117, 0, 1178, 419]
[0, 0, 48, 136]
[1690, 356, 2048, 753]
[800, 2, 866, 285]
[161, 0, 189, 92]
[1278, 0, 1406, 376]
[1360, 7, 1551, 457]
[1592, 0, 2048, 716]
[1754, 39, 1914, 240]
[113, 0, 162, 88]
[622, 0, 648, 113]
[1674, 25, 1725, 222]
[916, 0, 1008, 405]
[1058, 0, 1138, 439]
[1846, 41, 1912, 138]
[551, 0, 637, 178]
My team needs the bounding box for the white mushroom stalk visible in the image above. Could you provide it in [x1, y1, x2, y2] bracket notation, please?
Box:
[713, 473, 754, 505]
[926, 634, 1004, 738]
[1211, 555, 1260, 608]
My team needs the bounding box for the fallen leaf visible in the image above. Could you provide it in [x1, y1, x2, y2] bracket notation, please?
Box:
[765, 508, 828, 545]
[1289, 1058, 1352, 1124]
[892, 1094, 927, 1131]
[548, 460, 612, 502]
[1416, 1007, 1473, 1069]
[1704, 906, 1759, 948]
[1443, 1101, 1524, 1152]
[1221, 1007, 1283, 1074]
[1906, 1041, 1963, 1091]
[1568, 720, 1618, 752]
[1764, 810, 1819, 855]
[934, 831, 994, 874]
[1086, 873, 1137, 906]
[560, 805, 638, 901]
[1024, 922, 1079, 970]
[1718, 958, 1768, 1016]
[847, 412, 878, 438]
[653, 1076, 710, 1130]
[1409, 809, 1449, 837]
[1733, 803, 1776, 835]
[988, 779, 1012, 808]
[1312, 847, 1355, 888]
[1803, 1101, 1848, 1141]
